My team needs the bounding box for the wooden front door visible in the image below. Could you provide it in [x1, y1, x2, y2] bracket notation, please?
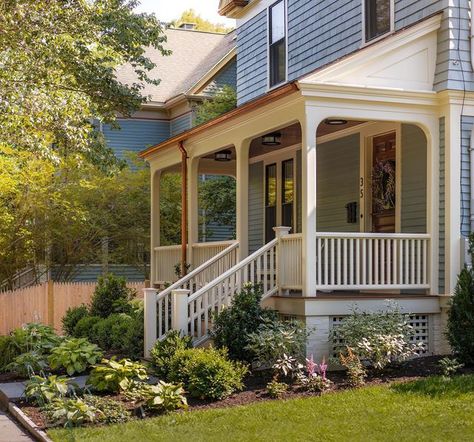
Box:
[371, 132, 396, 233]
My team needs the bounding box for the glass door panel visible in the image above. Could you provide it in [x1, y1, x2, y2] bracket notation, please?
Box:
[265, 163, 277, 243]
[281, 159, 294, 230]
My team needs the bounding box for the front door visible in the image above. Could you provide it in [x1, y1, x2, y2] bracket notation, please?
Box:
[265, 157, 295, 242]
[371, 132, 396, 233]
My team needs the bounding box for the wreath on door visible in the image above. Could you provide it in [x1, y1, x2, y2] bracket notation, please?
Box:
[372, 159, 396, 214]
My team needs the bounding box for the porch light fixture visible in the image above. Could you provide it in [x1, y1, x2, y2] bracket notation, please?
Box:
[214, 149, 232, 162]
[324, 118, 347, 126]
[261, 132, 282, 146]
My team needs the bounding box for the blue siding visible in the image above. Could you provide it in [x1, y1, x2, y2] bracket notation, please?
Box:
[237, 0, 447, 104]
[202, 58, 237, 96]
[439, 117, 445, 294]
[103, 119, 170, 159]
[461, 115, 473, 237]
[54, 265, 147, 282]
[171, 113, 193, 136]
[237, 10, 268, 105]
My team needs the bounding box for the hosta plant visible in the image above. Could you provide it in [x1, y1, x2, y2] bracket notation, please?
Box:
[24, 375, 72, 406]
[83, 395, 131, 424]
[144, 381, 188, 413]
[7, 351, 49, 377]
[48, 338, 102, 376]
[87, 358, 148, 393]
[45, 398, 100, 428]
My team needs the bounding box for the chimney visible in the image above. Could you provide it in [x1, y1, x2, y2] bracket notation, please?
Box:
[179, 22, 197, 30]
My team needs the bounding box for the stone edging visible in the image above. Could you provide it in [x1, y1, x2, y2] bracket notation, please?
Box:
[7, 402, 52, 442]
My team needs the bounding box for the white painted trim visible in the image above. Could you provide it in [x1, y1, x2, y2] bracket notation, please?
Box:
[361, 0, 395, 46]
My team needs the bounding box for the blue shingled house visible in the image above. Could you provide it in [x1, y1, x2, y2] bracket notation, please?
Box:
[137, 1, 474, 359]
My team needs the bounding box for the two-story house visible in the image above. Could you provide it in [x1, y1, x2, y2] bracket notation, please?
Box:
[140, 1, 474, 359]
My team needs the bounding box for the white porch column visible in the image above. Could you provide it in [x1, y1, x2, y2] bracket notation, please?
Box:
[301, 105, 321, 297]
[188, 156, 200, 267]
[150, 169, 161, 285]
[236, 139, 250, 260]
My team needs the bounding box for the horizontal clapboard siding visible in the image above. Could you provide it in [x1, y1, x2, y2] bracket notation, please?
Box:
[202, 58, 237, 96]
[171, 113, 193, 136]
[248, 161, 264, 253]
[53, 265, 147, 282]
[316, 134, 360, 232]
[401, 124, 427, 233]
[103, 119, 170, 159]
[461, 115, 473, 237]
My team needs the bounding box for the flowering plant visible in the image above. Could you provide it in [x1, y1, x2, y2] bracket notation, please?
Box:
[372, 159, 396, 213]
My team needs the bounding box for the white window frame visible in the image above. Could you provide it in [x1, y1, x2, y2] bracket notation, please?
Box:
[266, 0, 288, 91]
[362, 0, 395, 45]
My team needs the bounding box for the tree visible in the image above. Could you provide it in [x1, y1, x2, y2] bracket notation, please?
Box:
[447, 236, 474, 364]
[0, 0, 168, 168]
[159, 173, 182, 246]
[194, 86, 237, 126]
[170, 9, 233, 33]
[0, 147, 151, 285]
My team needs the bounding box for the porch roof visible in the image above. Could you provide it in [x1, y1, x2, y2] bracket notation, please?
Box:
[139, 82, 299, 159]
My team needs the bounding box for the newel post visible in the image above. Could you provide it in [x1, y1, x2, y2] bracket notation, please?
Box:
[143, 288, 158, 357]
[172, 289, 190, 336]
[273, 226, 291, 295]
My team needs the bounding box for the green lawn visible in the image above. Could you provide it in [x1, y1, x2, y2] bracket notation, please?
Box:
[49, 375, 474, 442]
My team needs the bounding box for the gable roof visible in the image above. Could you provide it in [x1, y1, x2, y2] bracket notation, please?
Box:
[116, 28, 236, 105]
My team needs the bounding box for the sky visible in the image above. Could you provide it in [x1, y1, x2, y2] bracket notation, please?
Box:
[134, 0, 236, 26]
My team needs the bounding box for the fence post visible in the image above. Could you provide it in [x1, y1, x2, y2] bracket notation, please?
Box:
[273, 226, 291, 295]
[47, 280, 55, 328]
[143, 288, 158, 358]
[171, 289, 190, 336]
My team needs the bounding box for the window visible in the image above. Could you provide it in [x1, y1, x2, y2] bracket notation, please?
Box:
[281, 159, 294, 230]
[269, 0, 286, 87]
[265, 163, 277, 242]
[365, 0, 391, 42]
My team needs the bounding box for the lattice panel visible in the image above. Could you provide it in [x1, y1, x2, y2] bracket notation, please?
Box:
[329, 314, 431, 358]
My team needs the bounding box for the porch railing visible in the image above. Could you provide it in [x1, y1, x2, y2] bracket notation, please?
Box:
[279, 233, 303, 290]
[315, 232, 430, 290]
[153, 240, 237, 285]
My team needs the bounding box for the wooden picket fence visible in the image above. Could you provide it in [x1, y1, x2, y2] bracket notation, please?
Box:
[0, 281, 147, 335]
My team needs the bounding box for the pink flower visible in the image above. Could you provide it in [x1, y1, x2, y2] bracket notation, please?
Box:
[318, 357, 328, 380]
[306, 355, 317, 376]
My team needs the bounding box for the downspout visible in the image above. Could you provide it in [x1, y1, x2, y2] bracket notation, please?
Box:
[178, 141, 188, 276]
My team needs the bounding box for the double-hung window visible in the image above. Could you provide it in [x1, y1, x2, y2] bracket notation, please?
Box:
[365, 0, 392, 42]
[269, 0, 286, 87]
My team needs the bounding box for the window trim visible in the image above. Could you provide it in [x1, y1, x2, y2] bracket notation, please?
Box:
[267, 0, 288, 91]
[362, 0, 395, 45]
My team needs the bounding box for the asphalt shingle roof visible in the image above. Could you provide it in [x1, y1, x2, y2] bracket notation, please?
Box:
[116, 28, 236, 104]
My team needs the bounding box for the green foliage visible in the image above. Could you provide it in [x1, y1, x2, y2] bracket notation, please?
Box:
[297, 374, 332, 393]
[91, 314, 133, 351]
[45, 398, 99, 428]
[272, 354, 303, 381]
[0, 0, 167, 163]
[439, 357, 464, 378]
[447, 266, 474, 364]
[73, 316, 102, 341]
[48, 338, 102, 376]
[170, 9, 233, 33]
[7, 351, 49, 377]
[330, 304, 421, 370]
[62, 305, 89, 336]
[266, 380, 288, 398]
[245, 320, 308, 369]
[168, 347, 248, 400]
[194, 86, 237, 126]
[159, 173, 182, 246]
[199, 176, 236, 239]
[90, 274, 135, 318]
[83, 395, 131, 425]
[87, 358, 148, 393]
[339, 347, 366, 388]
[144, 381, 188, 413]
[0, 335, 22, 372]
[211, 283, 278, 362]
[11, 323, 62, 354]
[150, 330, 193, 379]
[24, 375, 71, 406]
[120, 305, 144, 360]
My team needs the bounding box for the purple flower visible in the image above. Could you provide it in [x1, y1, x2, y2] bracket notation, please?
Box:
[318, 357, 328, 380]
[306, 355, 317, 376]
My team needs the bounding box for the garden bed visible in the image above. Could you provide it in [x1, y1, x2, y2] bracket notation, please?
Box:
[16, 355, 465, 430]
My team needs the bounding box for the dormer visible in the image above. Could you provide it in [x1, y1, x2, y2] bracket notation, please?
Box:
[218, 0, 249, 18]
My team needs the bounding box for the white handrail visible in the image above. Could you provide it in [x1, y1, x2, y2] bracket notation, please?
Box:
[156, 241, 239, 302]
[316, 232, 430, 239]
[188, 238, 278, 303]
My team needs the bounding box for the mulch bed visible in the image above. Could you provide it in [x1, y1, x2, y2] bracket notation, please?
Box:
[14, 355, 474, 430]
